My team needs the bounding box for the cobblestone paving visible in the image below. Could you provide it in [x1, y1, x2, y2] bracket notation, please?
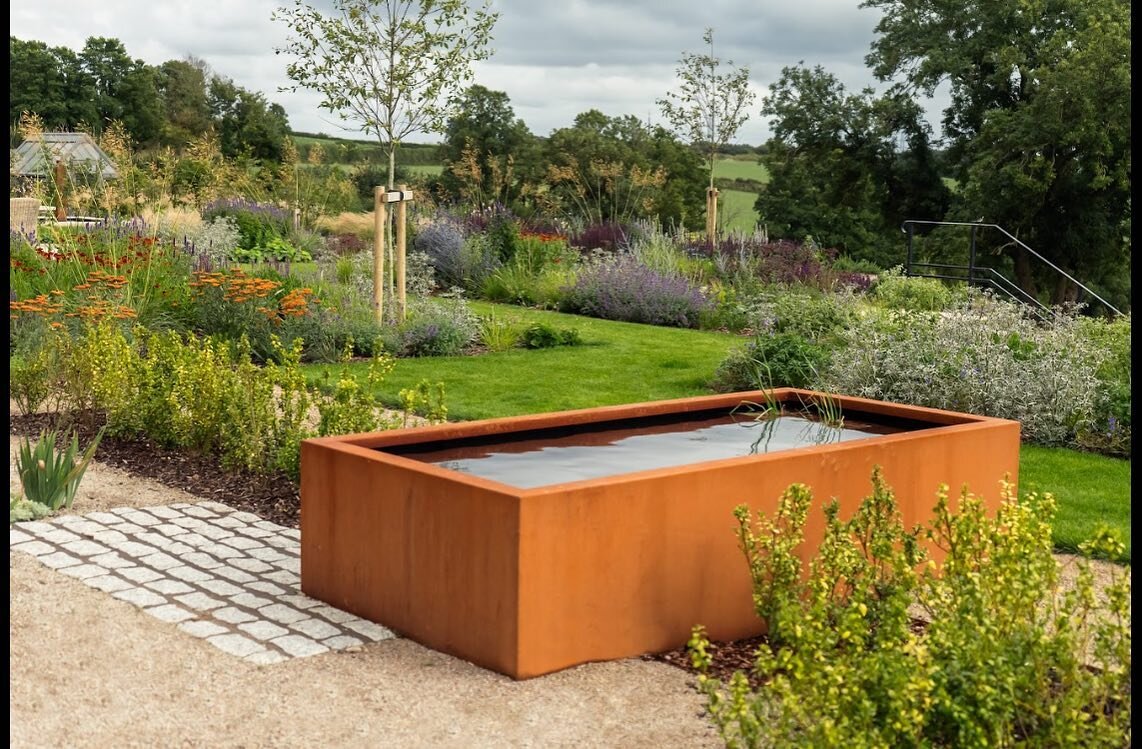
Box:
[10, 501, 395, 664]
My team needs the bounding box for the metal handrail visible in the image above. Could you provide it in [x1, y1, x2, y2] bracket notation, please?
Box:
[907, 260, 1051, 313]
[901, 220, 1124, 316]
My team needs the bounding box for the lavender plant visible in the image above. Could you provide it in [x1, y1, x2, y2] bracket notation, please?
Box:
[413, 216, 501, 292]
[560, 255, 712, 328]
[397, 292, 479, 357]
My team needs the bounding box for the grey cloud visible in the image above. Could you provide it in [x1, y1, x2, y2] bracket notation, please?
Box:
[11, 0, 944, 144]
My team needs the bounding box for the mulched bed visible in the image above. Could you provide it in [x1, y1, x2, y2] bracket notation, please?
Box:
[645, 634, 769, 687]
[9, 411, 301, 529]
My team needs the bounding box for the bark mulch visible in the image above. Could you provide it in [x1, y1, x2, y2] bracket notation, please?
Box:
[644, 635, 769, 688]
[9, 411, 301, 529]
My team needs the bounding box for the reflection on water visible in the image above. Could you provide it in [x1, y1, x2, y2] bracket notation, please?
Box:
[414, 413, 899, 489]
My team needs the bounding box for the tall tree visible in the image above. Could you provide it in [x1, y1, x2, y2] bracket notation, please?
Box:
[755, 64, 948, 267]
[437, 84, 536, 208]
[78, 37, 162, 144]
[10, 38, 70, 129]
[208, 76, 291, 161]
[862, 0, 1131, 309]
[10, 38, 98, 132]
[657, 28, 757, 190]
[157, 58, 213, 147]
[273, 0, 499, 189]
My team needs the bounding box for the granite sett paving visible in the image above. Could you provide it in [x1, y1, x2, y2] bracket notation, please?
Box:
[11, 501, 395, 664]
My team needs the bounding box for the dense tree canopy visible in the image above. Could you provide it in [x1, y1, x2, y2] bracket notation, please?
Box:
[209, 77, 291, 162]
[543, 110, 706, 229]
[862, 0, 1131, 309]
[10, 35, 290, 160]
[436, 84, 537, 207]
[10, 38, 99, 134]
[756, 64, 948, 267]
[157, 59, 213, 147]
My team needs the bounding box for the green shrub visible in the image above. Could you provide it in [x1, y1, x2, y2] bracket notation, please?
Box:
[691, 469, 1131, 747]
[522, 322, 582, 349]
[821, 292, 1108, 447]
[9, 348, 57, 416]
[20, 320, 446, 483]
[397, 296, 478, 357]
[872, 266, 963, 311]
[481, 264, 543, 306]
[1074, 315, 1131, 457]
[770, 291, 857, 344]
[477, 312, 524, 352]
[201, 199, 292, 256]
[10, 492, 52, 524]
[230, 236, 313, 263]
[480, 234, 578, 308]
[831, 255, 882, 274]
[698, 283, 753, 332]
[16, 428, 104, 511]
[711, 333, 829, 391]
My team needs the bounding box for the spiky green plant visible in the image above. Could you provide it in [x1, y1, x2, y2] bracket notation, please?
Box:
[16, 428, 105, 511]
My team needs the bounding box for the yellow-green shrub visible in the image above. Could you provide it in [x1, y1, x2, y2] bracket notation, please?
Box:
[692, 469, 1131, 747]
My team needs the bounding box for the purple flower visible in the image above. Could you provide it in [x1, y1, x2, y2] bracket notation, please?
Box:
[560, 257, 712, 328]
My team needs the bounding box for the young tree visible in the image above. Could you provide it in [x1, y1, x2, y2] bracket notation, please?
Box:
[273, 0, 499, 190]
[657, 28, 757, 191]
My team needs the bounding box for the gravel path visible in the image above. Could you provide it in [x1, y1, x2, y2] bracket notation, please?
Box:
[9, 435, 719, 749]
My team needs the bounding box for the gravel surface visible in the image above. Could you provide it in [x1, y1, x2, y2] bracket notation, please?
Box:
[10, 552, 718, 748]
[9, 430, 719, 748]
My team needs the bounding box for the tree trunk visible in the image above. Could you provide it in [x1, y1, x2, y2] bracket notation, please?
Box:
[1010, 246, 1038, 304]
[384, 144, 396, 317]
[1051, 274, 1079, 306]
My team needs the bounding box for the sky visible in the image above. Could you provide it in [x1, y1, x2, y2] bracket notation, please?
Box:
[10, 0, 949, 145]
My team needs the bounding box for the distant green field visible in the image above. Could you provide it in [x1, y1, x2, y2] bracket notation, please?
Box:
[712, 157, 770, 184]
[290, 132, 440, 165]
[719, 189, 761, 234]
[408, 164, 443, 176]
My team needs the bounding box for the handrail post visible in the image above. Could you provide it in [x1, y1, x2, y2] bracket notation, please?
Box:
[905, 222, 914, 276]
[968, 225, 977, 286]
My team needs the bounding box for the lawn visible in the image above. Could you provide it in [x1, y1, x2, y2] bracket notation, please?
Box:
[719, 189, 761, 234]
[1020, 444, 1131, 562]
[305, 301, 744, 421]
[712, 157, 771, 183]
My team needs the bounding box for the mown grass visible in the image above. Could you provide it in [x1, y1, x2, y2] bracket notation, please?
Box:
[720, 189, 761, 234]
[304, 301, 743, 421]
[1020, 444, 1131, 562]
